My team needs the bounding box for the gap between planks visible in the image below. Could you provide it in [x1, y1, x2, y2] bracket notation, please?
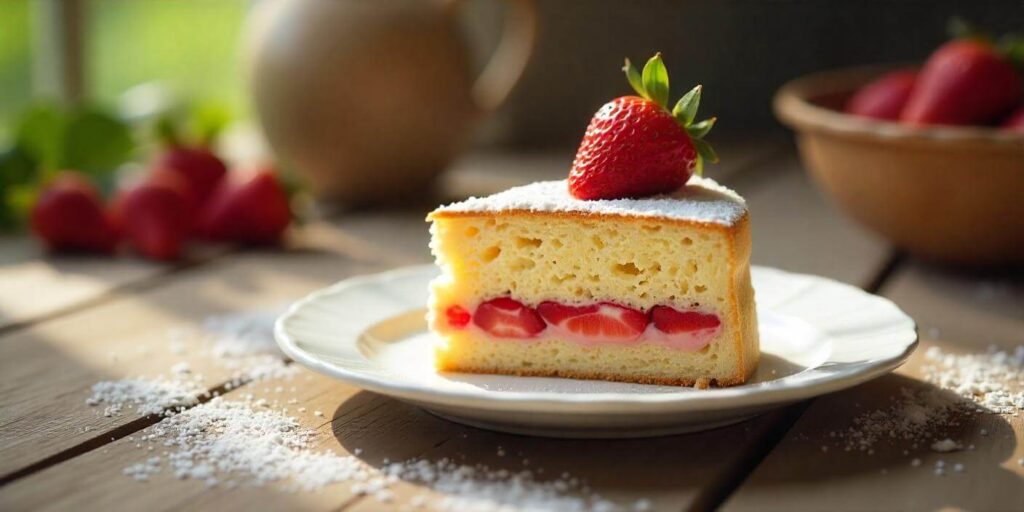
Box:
[0, 377, 243, 486]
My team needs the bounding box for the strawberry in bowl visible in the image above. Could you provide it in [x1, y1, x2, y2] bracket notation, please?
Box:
[774, 20, 1024, 264]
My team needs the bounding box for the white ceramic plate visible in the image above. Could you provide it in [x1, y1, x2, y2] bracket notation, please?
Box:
[276, 265, 917, 438]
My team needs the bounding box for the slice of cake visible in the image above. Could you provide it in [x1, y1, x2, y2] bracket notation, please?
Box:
[426, 53, 759, 387]
[427, 176, 758, 387]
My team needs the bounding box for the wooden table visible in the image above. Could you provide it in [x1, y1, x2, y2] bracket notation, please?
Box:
[1, 138, 1022, 511]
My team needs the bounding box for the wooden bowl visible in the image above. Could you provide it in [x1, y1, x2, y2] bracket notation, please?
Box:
[774, 66, 1024, 265]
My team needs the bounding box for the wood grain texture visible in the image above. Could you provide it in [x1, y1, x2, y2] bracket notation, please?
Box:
[722, 263, 1024, 511]
[0, 246, 380, 480]
[0, 236, 170, 331]
[0, 369, 370, 511]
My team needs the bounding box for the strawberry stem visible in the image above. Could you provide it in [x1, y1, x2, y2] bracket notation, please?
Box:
[623, 53, 719, 173]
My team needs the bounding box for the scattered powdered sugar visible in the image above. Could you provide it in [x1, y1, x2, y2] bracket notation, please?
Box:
[87, 308, 294, 417]
[929, 438, 960, 453]
[834, 386, 965, 452]
[138, 396, 371, 490]
[93, 308, 624, 510]
[431, 177, 747, 226]
[125, 394, 620, 510]
[87, 376, 207, 417]
[202, 308, 281, 358]
[828, 344, 1023, 458]
[197, 307, 297, 383]
[921, 345, 1024, 415]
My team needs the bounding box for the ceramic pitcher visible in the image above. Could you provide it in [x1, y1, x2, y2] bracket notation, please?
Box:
[246, 0, 536, 204]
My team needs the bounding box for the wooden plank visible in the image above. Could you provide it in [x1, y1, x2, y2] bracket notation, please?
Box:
[722, 264, 1024, 511]
[0, 370, 380, 511]
[0, 242, 380, 480]
[0, 235, 176, 331]
[0, 343, 798, 512]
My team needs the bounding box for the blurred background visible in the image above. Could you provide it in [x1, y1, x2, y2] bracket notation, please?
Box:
[1, 0, 1022, 262]
[3, 0, 1022, 144]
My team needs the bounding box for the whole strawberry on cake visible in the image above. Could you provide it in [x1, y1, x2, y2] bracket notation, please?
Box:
[427, 54, 759, 388]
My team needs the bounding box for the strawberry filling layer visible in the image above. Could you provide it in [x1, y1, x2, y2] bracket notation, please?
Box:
[443, 298, 721, 351]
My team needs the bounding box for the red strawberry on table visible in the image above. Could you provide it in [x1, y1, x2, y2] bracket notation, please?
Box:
[198, 167, 291, 245]
[156, 145, 226, 207]
[113, 172, 192, 261]
[473, 298, 545, 338]
[900, 39, 1023, 126]
[30, 172, 118, 254]
[569, 53, 718, 200]
[537, 301, 647, 343]
[154, 119, 227, 209]
[845, 69, 918, 120]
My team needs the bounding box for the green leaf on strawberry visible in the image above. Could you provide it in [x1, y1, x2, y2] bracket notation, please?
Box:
[623, 59, 645, 99]
[672, 85, 701, 124]
[641, 53, 670, 108]
[692, 138, 719, 177]
[686, 117, 717, 139]
[621, 54, 719, 175]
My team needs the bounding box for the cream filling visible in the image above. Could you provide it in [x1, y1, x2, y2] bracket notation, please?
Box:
[460, 323, 720, 352]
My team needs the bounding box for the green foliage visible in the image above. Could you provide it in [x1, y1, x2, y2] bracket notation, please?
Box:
[61, 109, 135, 176]
[14, 104, 133, 178]
[154, 100, 234, 149]
[0, 103, 134, 230]
[0, 144, 38, 229]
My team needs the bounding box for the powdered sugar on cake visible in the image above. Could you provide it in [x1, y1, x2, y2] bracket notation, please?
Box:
[433, 176, 747, 226]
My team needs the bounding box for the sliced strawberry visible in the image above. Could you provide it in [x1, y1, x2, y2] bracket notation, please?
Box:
[650, 306, 720, 333]
[473, 298, 545, 338]
[445, 305, 471, 329]
[537, 301, 647, 342]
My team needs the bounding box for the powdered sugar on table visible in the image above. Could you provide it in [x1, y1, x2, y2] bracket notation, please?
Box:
[431, 176, 747, 226]
[87, 308, 627, 510]
[826, 344, 1023, 458]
